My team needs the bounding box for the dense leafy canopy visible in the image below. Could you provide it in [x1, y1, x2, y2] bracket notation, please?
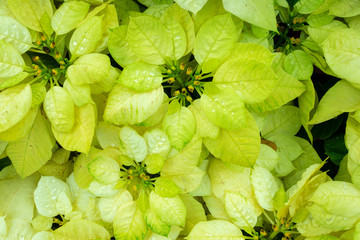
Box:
[0, 0, 359, 239]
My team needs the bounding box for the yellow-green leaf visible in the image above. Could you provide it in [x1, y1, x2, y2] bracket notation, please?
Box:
[7, 0, 53, 32]
[119, 62, 163, 92]
[223, 0, 277, 31]
[294, 0, 325, 14]
[163, 3, 195, 55]
[188, 99, 220, 139]
[214, 58, 278, 104]
[163, 100, 195, 150]
[104, 84, 164, 125]
[179, 194, 207, 235]
[0, 84, 32, 132]
[160, 10, 187, 60]
[224, 191, 258, 229]
[67, 53, 111, 85]
[322, 28, 360, 84]
[0, 107, 37, 142]
[0, 16, 31, 54]
[187, 220, 244, 240]
[54, 219, 110, 240]
[174, 0, 207, 15]
[7, 112, 54, 178]
[53, 104, 96, 154]
[201, 83, 248, 130]
[261, 106, 302, 137]
[284, 50, 313, 80]
[248, 56, 306, 113]
[69, 16, 103, 59]
[108, 25, 141, 68]
[204, 114, 260, 167]
[0, 174, 39, 221]
[127, 15, 172, 65]
[63, 80, 92, 107]
[0, 40, 24, 79]
[52, 1, 90, 35]
[194, 14, 237, 73]
[149, 191, 186, 227]
[44, 86, 75, 132]
[34, 176, 71, 217]
[309, 80, 360, 124]
[113, 201, 148, 240]
[88, 156, 121, 184]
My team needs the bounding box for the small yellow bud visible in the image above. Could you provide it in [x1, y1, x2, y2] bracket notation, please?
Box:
[284, 232, 292, 238]
[292, 17, 298, 24]
[36, 40, 41, 46]
[167, 69, 172, 74]
[168, 77, 175, 84]
[127, 175, 134, 180]
[60, 65, 65, 69]
[181, 88, 187, 94]
[290, 37, 296, 44]
[171, 66, 176, 70]
[132, 185, 137, 191]
[195, 75, 201, 80]
[186, 67, 192, 75]
[280, 218, 286, 224]
[33, 56, 40, 62]
[41, 35, 46, 42]
[285, 222, 290, 228]
[260, 229, 267, 236]
[180, 62, 185, 70]
[187, 85, 194, 93]
[50, 42, 55, 49]
[128, 170, 133, 175]
[174, 90, 180, 96]
[35, 69, 42, 76]
[143, 175, 150, 181]
[55, 52, 61, 59]
[33, 65, 39, 70]
[59, 61, 65, 65]
[272, 224, 278, 231]
[186, 96, 193, 102]
[51, 69, 58, 75]
[193, 81, 200, 86]
[140, 173, 146, 178]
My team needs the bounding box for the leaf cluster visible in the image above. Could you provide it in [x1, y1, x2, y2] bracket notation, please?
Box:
[1, 0, 360, 239]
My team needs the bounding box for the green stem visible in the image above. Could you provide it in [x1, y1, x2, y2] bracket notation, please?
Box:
[24, 66, 35, 72]
[269, 229, 280, 239]
[263, 211, 275, 225]
[28, 75, 44, 85]
[28, 48, 45, 54]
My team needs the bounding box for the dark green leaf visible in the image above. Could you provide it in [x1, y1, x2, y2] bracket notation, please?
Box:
[324, 135, 348, 166]
[0, 157, 11, 171]
[311, 114, 346, 140]
[286, 0, 300, 8]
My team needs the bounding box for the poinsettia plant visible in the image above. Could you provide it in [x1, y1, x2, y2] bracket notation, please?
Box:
[1, 0, 360, 239]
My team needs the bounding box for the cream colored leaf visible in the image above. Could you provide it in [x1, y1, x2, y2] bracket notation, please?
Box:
[44, 86, 75, 132]
[0, 16, 31, 54]
[53, 104, 95, 154]
[0, 84, 31, 132]
[7, 112, 54, 178]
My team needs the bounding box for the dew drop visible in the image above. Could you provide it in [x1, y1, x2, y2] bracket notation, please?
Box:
[72, 41, 78, 46]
